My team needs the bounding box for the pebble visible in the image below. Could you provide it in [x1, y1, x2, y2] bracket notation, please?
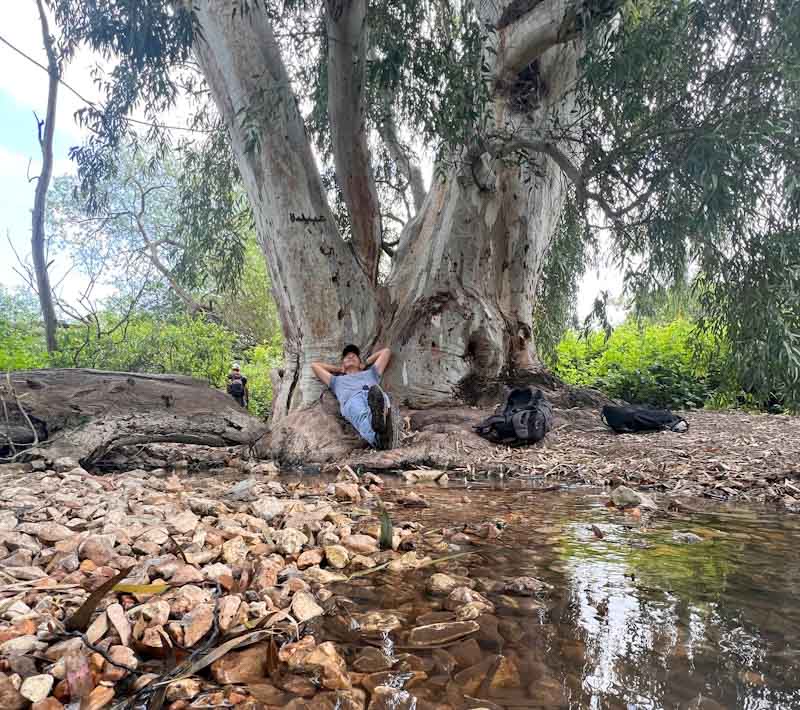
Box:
[291, 591, 324, 622]
[20, 674, 54, 703]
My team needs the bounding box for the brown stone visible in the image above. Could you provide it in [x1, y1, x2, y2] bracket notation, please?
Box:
[450, 639, 482, 669]
[217, 596, 242, 633]
[406, 621, 479, 647]
[106, 603, 131, 646]
[246, 682, 291, 706]
[165, 678, 202, 701]
[297, 548, 324, 569]
[352, 647, 394, 673]
[367, 686, 417, 710]
[291, 591, 324, 622]
[83, 685, 115, 710]
[363, 671, 427, 694]
[169, 565, 204, 585]
[102, 645, 137, 682]
[210, 644, 267, 684]
[32, 698, 65, 710]
[182, 603, 214, 646]
[453, 655, 501, 696]
[341, 535, 378, 555]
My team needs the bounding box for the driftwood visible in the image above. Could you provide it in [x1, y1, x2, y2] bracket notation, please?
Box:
[1, 369, 267, 466]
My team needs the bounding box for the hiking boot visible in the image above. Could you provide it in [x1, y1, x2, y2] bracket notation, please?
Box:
[368, 385, 389, 448]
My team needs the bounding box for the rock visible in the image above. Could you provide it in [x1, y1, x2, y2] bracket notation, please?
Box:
[673, 531, 703, 544]
[454, 655, 502, 696]
[610, 485, 657, 510]
[224, 479, 259, 501]
[407, 621, 480, 647]
[324, 545, 350, 569]
[169, 564, 204, 585]
[83, 685, 114, 710]
[250, 497, 288, 522]
[102, 645, 137, 682]
[291, 591, 324, 622]
[221, 536, 249, 566]
[78, 537, 115, 567]
[427, 573, 464, 595]
[166, 585, 211, 617]
[18, 522, 74, 543]
[203, 563, 233, 584]
[210, 644, 268, 684]
[297, 548, 324, 569]
[334, 483, 361, 502]
[362, 670, 427, 694]
[387, 551, 431, 573]
[53, 457, 79, 473]
[302, 566, 347, 585]
[445, 588, 494, 614]
[274, 529, 309, 555]
[217, 596, 242, 633]
[2, 549, 32, 567]
[1, 635, 44, 655]
[502, 576, 550, 596]
[170, 511, 199, 534]
[165, 678, 202, 701]
[182, 603, 214, 646]
[0, 672, 27, 710]
[20, 674, 54, 703]
[341, 534, 379, 555]
[367, 686, 417, 710]
[352, 647, 394, 673]
[296, 641, 351, 690]
[397, 492, 429, 508]
[44, 637, 84, 661]
[32, 699, 64, 710]
[130, 600, 170, 634]
[488, 655, 522, 691]
[4, 565, 47, 580]
[352, 611, 404, 636]
[0, 531, 41, 554]
[350, 554, 376, 570]
[249, 461, 279, 477]
[317, 530, 341, 547]
[86, 612, 109, 645]
[0, 511, 18, 530]
[187, 497, 224, 516]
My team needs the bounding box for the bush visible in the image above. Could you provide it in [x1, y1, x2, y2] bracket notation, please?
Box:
[551, 319, 726, 409]
[53, 313, 238, 386]
[0, 288, 49, 371]
[241, 339, 283, 418]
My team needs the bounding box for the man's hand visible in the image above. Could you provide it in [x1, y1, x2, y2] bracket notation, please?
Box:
[366, 347, 392, 376]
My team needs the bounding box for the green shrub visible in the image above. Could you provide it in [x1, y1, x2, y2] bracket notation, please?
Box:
[551, 319, 726, 409]
[241, 338, 283, 418]
[0, 288, 49, 371]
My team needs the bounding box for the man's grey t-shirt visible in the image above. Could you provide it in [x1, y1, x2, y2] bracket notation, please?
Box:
[330, 366, 380, 408]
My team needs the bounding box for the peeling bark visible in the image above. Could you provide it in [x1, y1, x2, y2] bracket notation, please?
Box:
[326, 0, 383, 283]
[192, 0, 587, 424]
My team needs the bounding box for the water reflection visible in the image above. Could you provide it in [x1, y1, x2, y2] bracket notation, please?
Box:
[329, 484, 800, 709]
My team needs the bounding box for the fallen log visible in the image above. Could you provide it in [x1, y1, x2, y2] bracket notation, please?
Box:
[1, 369, 267, 467]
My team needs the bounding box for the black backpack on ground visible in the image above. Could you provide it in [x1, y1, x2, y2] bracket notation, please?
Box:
[474, 387, 553, 445]
[227, 378, 245, 397]
[601, 405, 688, 434]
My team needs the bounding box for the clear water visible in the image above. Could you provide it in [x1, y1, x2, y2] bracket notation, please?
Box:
[317, 481, 800, 709]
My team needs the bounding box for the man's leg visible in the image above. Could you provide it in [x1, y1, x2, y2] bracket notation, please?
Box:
[367, 385, 400, 450]
[342, 393, 378, 447]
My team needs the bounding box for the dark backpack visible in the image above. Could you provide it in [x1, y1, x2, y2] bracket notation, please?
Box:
[601, 405, 688, 434]
[474, 387, 553, 445]
[227, 378, 244, 397]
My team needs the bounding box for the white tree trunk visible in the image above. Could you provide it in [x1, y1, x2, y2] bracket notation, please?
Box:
[193, 1, 379, 417]
[193, 0, 583, 419]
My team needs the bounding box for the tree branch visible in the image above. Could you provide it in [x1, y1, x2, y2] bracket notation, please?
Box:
[377, 98, 426, 214]
[325, 0, 383, 284]
[31, 0, 60, 353]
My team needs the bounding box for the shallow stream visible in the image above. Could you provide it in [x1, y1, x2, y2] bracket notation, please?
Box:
[318, 480, 800, 709]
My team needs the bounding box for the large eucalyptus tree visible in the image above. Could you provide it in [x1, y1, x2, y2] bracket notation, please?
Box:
[51, 0, 800, 422]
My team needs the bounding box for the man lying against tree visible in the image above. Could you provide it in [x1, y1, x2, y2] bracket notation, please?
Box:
[311, 345, 399, 450]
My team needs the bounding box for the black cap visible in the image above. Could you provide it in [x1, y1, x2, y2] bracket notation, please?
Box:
[342, 344, 360, 359]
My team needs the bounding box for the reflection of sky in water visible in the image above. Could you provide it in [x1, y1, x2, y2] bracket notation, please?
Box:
[561, 519, 800, 710]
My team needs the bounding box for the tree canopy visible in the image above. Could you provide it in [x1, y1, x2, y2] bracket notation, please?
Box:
[43, 0, 800, 406]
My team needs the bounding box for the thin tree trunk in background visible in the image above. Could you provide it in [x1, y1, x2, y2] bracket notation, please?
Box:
[32, 0, 59, 353]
